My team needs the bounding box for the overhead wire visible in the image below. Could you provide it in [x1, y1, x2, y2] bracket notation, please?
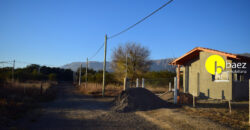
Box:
[86, 0, 173, 61]
[108, 0, 173, 39]
[2, 0, 174, 65]
[89, 43, 105, 60]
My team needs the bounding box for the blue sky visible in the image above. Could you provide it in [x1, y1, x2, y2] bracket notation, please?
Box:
[0, 0, 250, 67]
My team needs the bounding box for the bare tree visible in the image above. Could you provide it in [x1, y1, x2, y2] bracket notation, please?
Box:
[111, 42, 151, 83]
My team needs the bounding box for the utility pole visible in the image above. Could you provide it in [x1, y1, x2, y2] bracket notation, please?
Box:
[79, 63, 82, 86]
[12, 60, 15, 83]
[102, 34, 107, 97]
[126, 53, 128, 77]
[124, 53, 128, 90]
[85, 58, 88, 88]
[38, 66, 41, 74]
[73, 71, 75, 84]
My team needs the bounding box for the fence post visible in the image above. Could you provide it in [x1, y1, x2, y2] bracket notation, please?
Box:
[123, 77, 127, 91]
[174, 77, 177, 104]
[228, 100, 231, 114]
[193, 91, 195, 107]
[142, 78, 145, 88]
[136, 78, 139, 88]
[248, 79, 250, 125]
[24, 85, 26, 94]
[169, 82, 171, 92]
[40, 82, 43, 96]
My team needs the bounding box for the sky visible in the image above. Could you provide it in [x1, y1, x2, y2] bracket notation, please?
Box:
[0, 0, 250, 68]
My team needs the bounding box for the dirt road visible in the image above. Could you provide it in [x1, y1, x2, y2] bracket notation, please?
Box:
[16, 84, 231, 130]
[16, 84, 161, 130]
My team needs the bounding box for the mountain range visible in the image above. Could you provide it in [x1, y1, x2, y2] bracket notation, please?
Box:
[61, 53, 250, 72]
[61, 58, 176, 72]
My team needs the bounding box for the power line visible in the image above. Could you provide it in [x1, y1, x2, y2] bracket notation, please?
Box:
[0, 61, 13, 66]
[108, 0, 173, 39]
[89, 43, 104, 60]
[0, 61, 11, 64]
[86, 0, 173, 61]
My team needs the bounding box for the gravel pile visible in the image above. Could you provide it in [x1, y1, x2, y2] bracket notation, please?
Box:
[160, 91, 194, 104]
[112, 88, 169, 112]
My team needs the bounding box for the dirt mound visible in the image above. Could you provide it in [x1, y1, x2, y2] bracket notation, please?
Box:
[179, 93, 195, 104]
[160, 91, 195, 104]
[112, 88, 169, 112]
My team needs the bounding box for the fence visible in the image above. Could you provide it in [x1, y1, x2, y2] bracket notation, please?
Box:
[123, 77, 176, 94]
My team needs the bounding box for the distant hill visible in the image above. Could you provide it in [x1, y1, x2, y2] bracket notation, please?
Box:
[61, 58, 176, 72]
[62, 61, 113, 72]
[150, 58, 176, 72]
[239, 53, 250, 57]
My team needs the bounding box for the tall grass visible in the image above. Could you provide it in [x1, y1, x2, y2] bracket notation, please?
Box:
[78, 83, 123, 97]
[0, 81, 58, 128]
[78, 82, 172, 96]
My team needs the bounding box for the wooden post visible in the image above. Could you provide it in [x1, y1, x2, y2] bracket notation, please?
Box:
[79, 64, 82, 86]
[177, 65, 180, 103]
[24, 84, 26, 94]
[169, 82, 171, 92]
[12, 60, 15, 83]
[40, 82, 43, 96]
[228, 100, 231, 114]
[123, 77, 127, 91]
[193, 91, 195, 107]
[73, 71, 75, 84]
[142, 78, 145, 88]
[136, 78, 139, 88]
[102, 34, 107, 97]
[126, 53, 128, 77]
[174, 77, 177, 104]
[85, 58, 88, 88]
[249, 79, 250, 125]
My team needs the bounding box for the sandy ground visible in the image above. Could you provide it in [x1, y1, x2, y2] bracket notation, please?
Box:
[15, 84, 161, 130]
[15, 84, 232, 130]
[136, 108, 232, 130]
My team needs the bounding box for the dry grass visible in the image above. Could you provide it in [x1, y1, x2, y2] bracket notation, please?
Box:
[78, 83, 123, 97]
[159, 91, 248, 129]
[145, 85, 185, 94]
[146, 86, 169, 94]
[11, 81, 52, 90]
[78, 83, 170, 96]
[0, 81, 58, 128]
[181, 100, 249, 129]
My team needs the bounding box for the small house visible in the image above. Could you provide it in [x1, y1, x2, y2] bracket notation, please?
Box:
[170, 47, 250, 100]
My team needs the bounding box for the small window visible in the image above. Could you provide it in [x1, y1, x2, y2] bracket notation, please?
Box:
[214, 71, 229, 82]
[240, 75, 244, 81]
[212, 75, 215, 81]
[234, 73, 245, 82]
[233, 73, 237, 81]
[239, 74, 244, 82]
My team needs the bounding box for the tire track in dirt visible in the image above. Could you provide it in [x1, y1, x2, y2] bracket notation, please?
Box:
[16, 84, 161, 130]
